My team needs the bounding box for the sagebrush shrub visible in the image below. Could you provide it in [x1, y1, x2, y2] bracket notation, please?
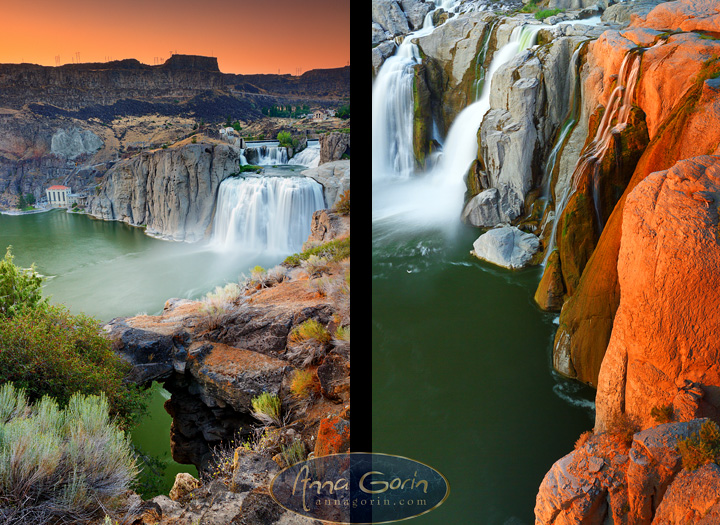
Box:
[0, 305, 146, 429]
[0, 384, 138, 524]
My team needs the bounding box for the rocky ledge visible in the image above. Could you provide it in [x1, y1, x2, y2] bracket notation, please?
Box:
[105, 210, 350, 524]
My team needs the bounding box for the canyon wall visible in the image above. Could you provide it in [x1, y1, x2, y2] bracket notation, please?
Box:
[372, 0, 720, 521]
[87, 144, 240, 242]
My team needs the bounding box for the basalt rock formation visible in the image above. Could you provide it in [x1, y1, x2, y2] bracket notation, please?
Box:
[594, 156, 720, 434]
[549, 0, 720, 386]
[0, 55, 349, 208]
[0, 56, 349, 119]
[87, 143, 240, 242]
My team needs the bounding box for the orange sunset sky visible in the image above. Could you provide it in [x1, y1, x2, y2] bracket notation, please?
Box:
[0, 0, 350, 75]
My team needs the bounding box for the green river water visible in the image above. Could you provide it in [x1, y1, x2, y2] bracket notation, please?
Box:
[372, 223, 595, 524]
[0, 208, 286, 495]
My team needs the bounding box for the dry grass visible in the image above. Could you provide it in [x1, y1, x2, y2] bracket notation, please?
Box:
[288, 319, 332, 346]
[250, 393, 283, 427]
[290, 369, 320, 399]
[574, 430, 593, 450]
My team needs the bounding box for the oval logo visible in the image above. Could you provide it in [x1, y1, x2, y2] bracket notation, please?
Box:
[269, 452, 449, 524]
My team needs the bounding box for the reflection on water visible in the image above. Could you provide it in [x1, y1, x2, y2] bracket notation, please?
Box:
[0, 209, 285, 321]
[372, 222, 595, 524]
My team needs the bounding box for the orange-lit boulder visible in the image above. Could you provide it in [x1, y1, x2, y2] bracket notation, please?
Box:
[595, 156, 720, 433]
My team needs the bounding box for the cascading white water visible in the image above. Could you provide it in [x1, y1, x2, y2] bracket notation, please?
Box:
[289, 143, 320, 168]
[542, 49, 642, 265]
[372, 23, 546, 228]
[254, 145, 289, 165]
[211, 176, 325, 253]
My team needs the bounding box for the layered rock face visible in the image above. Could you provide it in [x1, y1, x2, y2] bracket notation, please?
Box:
[302, 159, 350, 207]
[109, 264, 348, 472]
[0, 56, 349, 116]
[536, 154, 720, 523]
[319, 131, 350, 164]
[87, 143, 240, 242]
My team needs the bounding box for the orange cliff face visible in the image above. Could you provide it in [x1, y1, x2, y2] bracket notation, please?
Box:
[595, 156, 720, 433]
[550, 0, 720, 386]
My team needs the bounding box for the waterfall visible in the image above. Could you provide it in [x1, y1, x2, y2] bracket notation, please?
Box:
[472, 19, 499, 102]
[372, 22, 546, 228]
[211, 176, 325, 253]
[542, 41, 587, 204]
[252, 145, 288, 165]
[289, 143, 320, 168]
[542, 49, 642, 265]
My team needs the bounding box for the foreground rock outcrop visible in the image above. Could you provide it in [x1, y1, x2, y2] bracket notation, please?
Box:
[536, 420, 713, 524]
[104, 206, 350, 524]
[536, 154, 720, 523]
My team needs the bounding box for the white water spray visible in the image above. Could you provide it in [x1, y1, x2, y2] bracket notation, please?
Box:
[211, 176, 325, 253]
[289, 143, 320, 168]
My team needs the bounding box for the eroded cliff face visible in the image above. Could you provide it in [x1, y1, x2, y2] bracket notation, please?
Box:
[536, 157, 720, 524]
[594, 156, 720, 434]
[87, 143, 240, 242]
[549, 2, 720, 386]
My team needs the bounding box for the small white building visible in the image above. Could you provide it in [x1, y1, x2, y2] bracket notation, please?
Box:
[46, 185, 71, 207]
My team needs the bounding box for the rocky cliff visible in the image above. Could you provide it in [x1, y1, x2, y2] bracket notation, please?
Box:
[0, 54, 349, 209]
[0, 56, 349, 119]
[87, 143, 241, 242]
[105, 212, 350, 524]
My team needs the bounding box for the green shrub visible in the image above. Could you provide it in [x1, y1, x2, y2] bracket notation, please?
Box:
[519, 0, 538, 13]
[0, 247, 48, 318]
[237, 164, 263, 174]
[0, 305, 146, 429]
[250, 393, 282, 427]
[651, 404, 674, 424]
[535, 8, 563, 19]
[289, 319, 331, 345]
[336, 104, 350, 119]
[277, 131, 293, 148]
[283, 237, 350, 267]
[677, 420, 720, 471]
[0, 384, 138, 523]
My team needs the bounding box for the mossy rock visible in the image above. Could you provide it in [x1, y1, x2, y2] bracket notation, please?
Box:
[412, 65, 433, 170]
[535, 250, 565, 311]
[557, 172, 599, 296]
[594, 106, 649, 227]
